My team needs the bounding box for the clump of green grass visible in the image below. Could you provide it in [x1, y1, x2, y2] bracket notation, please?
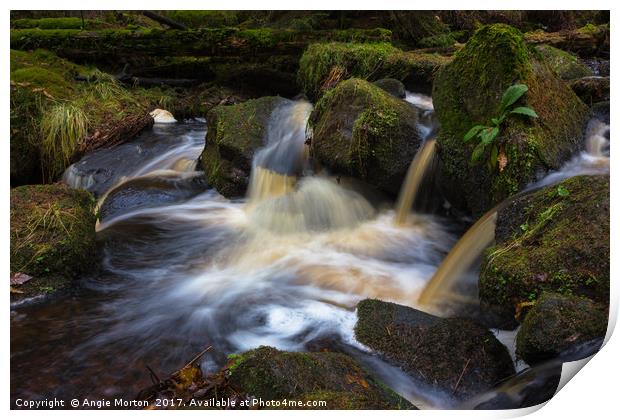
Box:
[40, 102, 89, 180]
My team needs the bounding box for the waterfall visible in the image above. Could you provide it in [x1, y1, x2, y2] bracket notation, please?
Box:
[247, 100, 313, 202]
[418, 208, 498, 305]
[394, 139, 437, 225]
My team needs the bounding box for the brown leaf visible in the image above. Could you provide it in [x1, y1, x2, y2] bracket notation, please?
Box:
[10, 287, 24, 294]
[498, 148, 508, 172]
[11, 272, 33, 286]
[345, 374, 369, 389]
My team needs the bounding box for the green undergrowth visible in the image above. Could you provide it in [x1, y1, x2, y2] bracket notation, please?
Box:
[299, 42, 449, 99]
[10, 49, 177, 183]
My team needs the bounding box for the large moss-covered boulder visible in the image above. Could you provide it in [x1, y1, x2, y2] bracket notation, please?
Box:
[200, 96, 288, 197]
[479, 175, 609, 327]
[433, 24, 589, 216]
[535, 44, 593, 80]
[227, 346, 413, 409]
[516, 293, 608, 365]
[10, 184, 97, 299]
[354, 299, 515, 400]
[309, 78, 421, 196]
[299, 42, 450, 100]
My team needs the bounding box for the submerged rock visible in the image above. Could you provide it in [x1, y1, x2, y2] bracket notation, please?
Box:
[433, 24, 589, 216]
[516, 293, 607, 365]
[535, 44, 593, 80]
[10, 184, 97, 300]
[227, 346, 414, 409]
[309, 78, 421, 196]
[200, 96, 288, 197]
[373, 78, 406, 98]
[569, 76, 610, 104]
[479, 175, 610, 327]
[354, 299, 515, 400]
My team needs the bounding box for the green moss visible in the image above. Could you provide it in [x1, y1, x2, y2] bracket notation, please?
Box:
[310, 78, 420, 195]
[433, 24, 589, 216]
[298, 42, 449, 100]
[200, 96, 286, 197]
[480, 176, 610, 325]
[354, 299, 515, 400]
[12, 17, 93, 30]
[516, 293, 607, 364]
[228, 346, 413, 409]
[535, 45, 593, 80]
[10, 184, 97, 299]
[163, 11, 239, 28]
[418, 33, 457, 48]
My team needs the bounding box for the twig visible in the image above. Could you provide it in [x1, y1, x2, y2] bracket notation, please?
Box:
[453, 358, 471, 395]
[179, 345, 213, 372]
[146, 364, 161, 385]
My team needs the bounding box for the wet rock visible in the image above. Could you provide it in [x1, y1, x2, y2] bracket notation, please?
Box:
[535, 44, 593, 80]
[227, 346, 414, 409]
[433, 24, 589, 216]
[479, 175, 610, 327]
[98, 173, 208, 222]
[309, 78, 421, 196]
[591, 101, 610, 124]
[373, 78, 406, 98]
[354, 299, 515, 400]
[200, 96, 288, 197]
[10, 184, 97, 300]
[516, 293, 607, 365]
[570, 76, 610, 104]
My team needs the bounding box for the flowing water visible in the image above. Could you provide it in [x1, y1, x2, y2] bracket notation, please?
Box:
[10, 92, 609, 408]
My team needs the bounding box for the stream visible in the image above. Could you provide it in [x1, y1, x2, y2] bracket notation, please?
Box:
[10, 95, 610, 409]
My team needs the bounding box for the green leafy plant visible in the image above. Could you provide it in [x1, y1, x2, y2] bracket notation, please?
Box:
[463, 84, 539, 170]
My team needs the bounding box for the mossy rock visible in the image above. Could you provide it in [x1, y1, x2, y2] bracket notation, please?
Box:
[10, 184, 97, 299]
[373, 78, 406, 98]
[569, 76, 610, 105]
[298, 42, 450, 100]
[479, 175, 610, 327]
[354, 299, 515, 400]
[200, 96, 288, 197]
[433, 24, 589, 217]
[309, 78, 420, 196]
[388, 11, 451, 46]
[516, 293, 607, 365]
[227, 346, 414, 409]
[535, 45, 593, 80]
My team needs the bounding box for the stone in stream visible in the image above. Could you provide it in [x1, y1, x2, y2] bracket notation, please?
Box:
[479, 175, 610, 328]
[433, 24, 590, 217]
[373, 78, 406, 98]
[200, 96, 288, 197]
[309, 78, 422, 196]
[516, 293, 607, 365]
[569, 76, 610, 104]
[354, 299, 516, 400]
[226, 346, 414, 409]
[10, 184, 97, 300]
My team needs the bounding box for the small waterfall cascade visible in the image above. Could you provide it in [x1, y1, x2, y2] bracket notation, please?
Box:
[247, 100, 313, 203]
[394, 139, 437, 225]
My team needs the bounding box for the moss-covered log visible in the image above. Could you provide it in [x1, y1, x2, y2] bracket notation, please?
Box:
[524, 24, 610, 57]
[10, 27, 392, 65]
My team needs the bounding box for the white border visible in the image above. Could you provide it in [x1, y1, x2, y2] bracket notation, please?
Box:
[3, 2, 617, 419]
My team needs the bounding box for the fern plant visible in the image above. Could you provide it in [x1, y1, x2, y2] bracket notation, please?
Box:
[463, 84, 538, 170]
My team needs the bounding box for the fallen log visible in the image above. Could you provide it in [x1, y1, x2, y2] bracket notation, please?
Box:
[524, 25, 609, 57]
[77, 112, 154, 156]
[142, 11, 188, 31]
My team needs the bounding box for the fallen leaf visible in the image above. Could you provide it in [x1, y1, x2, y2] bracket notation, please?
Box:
[10, 287, 24, 294]
[498, 148, 508, 172]
[345, 374, 369, 389]
[10, 272, 33, 285]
